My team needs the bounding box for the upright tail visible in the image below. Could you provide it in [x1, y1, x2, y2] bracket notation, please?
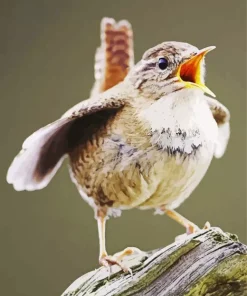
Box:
[90, 17, 134, 96]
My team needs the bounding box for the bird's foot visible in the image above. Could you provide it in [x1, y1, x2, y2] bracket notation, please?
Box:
[99, 255, 132, 274]
[176, 221, 211, 241]
[186, 221, 211, 234]
[99, 247, 143, 274]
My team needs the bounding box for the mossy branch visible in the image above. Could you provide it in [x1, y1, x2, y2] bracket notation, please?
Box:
[62, 227, 247, 296]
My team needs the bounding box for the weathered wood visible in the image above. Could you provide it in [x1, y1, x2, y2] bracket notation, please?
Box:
[62, 227, 247, 296]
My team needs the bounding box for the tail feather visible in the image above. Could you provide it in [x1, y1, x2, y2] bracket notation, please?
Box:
[90, 17, 134, 96]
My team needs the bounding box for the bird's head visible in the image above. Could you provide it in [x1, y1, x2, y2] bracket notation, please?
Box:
[128, 41, 215, 99]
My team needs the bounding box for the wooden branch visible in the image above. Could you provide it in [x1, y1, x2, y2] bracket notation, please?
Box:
[62, 227, 247, 296]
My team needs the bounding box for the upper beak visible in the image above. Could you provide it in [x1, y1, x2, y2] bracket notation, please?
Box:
[177, 46, 216, 97]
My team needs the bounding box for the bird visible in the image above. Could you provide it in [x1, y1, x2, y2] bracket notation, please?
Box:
[6, 17, 230, 272]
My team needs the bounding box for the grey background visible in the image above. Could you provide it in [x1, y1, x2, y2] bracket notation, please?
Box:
[1, 1, 246, 296]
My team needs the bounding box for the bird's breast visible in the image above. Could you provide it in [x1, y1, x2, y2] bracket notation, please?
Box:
[69, 93, 218, 212]
[140, 91, 218, 155]
[135, 92, 218, 209]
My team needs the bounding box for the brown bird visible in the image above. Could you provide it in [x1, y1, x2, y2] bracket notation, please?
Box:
[7, 17, 230, 272]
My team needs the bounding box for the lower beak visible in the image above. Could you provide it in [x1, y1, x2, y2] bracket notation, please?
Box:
[177, 46, 216, 97]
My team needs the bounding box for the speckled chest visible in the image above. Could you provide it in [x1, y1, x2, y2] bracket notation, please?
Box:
[68, 92, 218, 211]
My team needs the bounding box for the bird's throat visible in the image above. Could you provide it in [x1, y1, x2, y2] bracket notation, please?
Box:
[140, 89, 216, 155]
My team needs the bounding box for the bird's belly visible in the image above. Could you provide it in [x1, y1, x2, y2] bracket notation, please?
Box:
[69, 141, 214, 212]
[137, 147, 213, 210]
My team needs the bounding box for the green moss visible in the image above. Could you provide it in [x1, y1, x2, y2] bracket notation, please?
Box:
[212, 232, 229, 243]
[226, 232, 239, 242]
[211, 230, 239, 244]
[184, 254, 247, 296]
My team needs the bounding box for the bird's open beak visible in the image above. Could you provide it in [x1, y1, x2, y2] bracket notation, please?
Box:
[177, 46, 216, 97]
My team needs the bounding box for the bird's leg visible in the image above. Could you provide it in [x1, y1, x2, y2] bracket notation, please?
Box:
[97, 211, 107, 260]
[96, 209, 135, 273]
[159, 206, 210, 235]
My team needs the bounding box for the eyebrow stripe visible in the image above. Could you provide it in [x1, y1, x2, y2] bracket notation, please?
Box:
[146, 62, 156, 67]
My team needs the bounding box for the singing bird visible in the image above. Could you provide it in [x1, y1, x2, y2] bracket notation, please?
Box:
[7, 18, 230, 272]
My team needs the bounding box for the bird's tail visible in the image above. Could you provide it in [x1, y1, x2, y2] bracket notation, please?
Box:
[90, 17, 134, 96]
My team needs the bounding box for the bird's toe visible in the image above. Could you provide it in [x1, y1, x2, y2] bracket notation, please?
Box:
[99, 255, 132, 274]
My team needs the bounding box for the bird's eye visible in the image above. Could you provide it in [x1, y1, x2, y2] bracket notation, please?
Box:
[158, 58, 169, 70]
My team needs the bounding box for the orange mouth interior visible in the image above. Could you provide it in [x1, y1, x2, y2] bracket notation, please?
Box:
[177, 46, 216, 97]
[180, 53, 204, 85]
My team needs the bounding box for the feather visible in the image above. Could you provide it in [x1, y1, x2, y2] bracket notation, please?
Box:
[7, 118, 71, 191]
[205, 97, 230, 158]
[214, 121, 230, 158]
[90, 17, 134, 96]
[7, 94, 127, 191]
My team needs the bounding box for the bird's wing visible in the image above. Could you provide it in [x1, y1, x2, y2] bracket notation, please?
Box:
[90, 17, 134, 96]
[206, 97, 230, 158]
[7, 94, 127, 191]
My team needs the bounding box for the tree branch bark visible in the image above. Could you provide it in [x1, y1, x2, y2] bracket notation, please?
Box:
[62, 227, 247, 296]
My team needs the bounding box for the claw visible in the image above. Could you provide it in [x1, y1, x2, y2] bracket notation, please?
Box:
[99, 247, 143, 275]
[186, 223, 200, 235]
[175, 221, 212, 241]
[203, 221, 211, 229]
[99, 255, 132, 274]
[186, 221, 211, 235]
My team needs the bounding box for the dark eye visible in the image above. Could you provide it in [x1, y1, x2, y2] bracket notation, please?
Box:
[158, 57, 168, 70]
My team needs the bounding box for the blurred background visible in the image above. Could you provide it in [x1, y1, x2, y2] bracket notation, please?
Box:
[1, 1, 246, 295]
